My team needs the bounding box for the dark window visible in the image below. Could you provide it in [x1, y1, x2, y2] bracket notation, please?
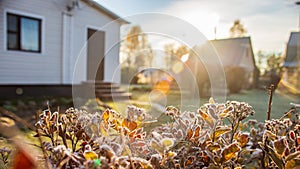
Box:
[7, 13, 42, 53]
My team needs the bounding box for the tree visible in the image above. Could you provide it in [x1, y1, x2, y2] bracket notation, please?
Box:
[256, 50, 268, 74]
[164, 43, 176, 69]
[126, 25, 147, 53]
[257, 51, 283, 89]
[164, 43, 189, 69]
[120, 25, 153, 84]
[229, 19, 247, 37]
[266, 53, 283, 75]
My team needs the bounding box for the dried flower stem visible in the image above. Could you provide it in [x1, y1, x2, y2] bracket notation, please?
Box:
[267, 84, 274, 120]
[35, 112, 52, 169]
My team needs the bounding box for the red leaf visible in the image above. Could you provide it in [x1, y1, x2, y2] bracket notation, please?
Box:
[12, 148, 36, 169]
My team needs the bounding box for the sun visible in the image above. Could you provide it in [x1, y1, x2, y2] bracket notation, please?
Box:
[180, 11, 220, 40]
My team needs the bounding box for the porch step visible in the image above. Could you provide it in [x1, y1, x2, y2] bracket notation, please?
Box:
[81, 81, 131, 100]
[98, 92, 132, 101]
[82, 81, 119, 89]
[96, 88, 124, 93]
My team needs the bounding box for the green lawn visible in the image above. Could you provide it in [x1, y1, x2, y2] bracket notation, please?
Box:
[226, 89, 299, 122]
[107, 88, 299, 122]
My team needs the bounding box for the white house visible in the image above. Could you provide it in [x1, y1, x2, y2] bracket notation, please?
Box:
[0, 0, 128, 87]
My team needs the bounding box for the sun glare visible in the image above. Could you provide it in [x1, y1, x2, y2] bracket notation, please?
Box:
[181, 53, 189, 63]
[180, 11, 220, 39]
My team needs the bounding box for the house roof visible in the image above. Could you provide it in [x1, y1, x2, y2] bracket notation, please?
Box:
[283, 32, 299, 67]
[208, 37, 256, 71]
[82, 0, 130, 24]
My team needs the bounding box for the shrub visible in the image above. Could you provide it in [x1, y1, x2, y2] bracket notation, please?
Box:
[1, 98, 300, 168]
[226, 67, 248, 94]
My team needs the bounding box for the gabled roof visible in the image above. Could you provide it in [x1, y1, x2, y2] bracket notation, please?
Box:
[283, 32, 299, 67]
[82, 0, 129, 24]
[209, 37, 256, 71]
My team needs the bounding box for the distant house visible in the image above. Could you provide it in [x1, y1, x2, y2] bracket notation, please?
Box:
[283, 32, 299, 68]
[281, 32, 300, 93]
[0, 0, 129, 97]
[209, 37, 256, 73]
[189, 37, 258, 95]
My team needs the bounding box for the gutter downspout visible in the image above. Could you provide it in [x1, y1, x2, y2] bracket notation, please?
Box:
[61, 10, 74, 84]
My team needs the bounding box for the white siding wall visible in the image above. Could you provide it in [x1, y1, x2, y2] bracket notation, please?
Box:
[0, 0, 63, 84]
[71, 1, 121, 84]
[103, 21, 121, 83]
[0, 0, 122, 85]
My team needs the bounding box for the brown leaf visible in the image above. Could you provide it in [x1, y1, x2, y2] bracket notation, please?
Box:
[285, 158, 300, 169]
[151, 140, 164, 154]
[207, 143, 221, 152]
[286, 151, 300, 162]
[273, 138, 286, 155]
[264, 145, 284, 169]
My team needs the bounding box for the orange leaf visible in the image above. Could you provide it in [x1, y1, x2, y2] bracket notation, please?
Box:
[185, 156, 194, 166]
[220, 106, 233, 117]
[122, 118, 137, 131]
[102, 109, 110, 124]
[128, 129, 137, 138]
[186, 128, 193, 140]
[198, 110, 214, 128]
[238, 133, 249, 147]
[221, 143, 241, 162]
[193, 125, 201, 139]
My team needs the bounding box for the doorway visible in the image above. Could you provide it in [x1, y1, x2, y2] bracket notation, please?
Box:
[86, 28, 105, 81]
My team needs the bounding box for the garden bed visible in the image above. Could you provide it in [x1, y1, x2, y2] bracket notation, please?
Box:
[0, 96, 300, 168]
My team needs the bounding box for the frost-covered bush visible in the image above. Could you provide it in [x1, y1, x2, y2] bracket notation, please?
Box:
[1, 98, 300, 168]
[31, 99, 300, 168]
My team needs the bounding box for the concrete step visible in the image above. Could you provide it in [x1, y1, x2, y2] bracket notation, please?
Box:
[82, 83, 120, 89]
[81, 80, 131, 100]
[98, 92, 132, 101]
[96, 88, 126, 94]
[82, 80, 116, 85]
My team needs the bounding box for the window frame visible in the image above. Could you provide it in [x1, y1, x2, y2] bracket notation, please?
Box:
[4, 9, 44, 54]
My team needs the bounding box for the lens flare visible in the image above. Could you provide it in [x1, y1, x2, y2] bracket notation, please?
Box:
[172, 61, 184, 74]
[153, 79, 171, 94]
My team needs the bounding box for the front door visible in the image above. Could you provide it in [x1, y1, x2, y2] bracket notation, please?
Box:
[87, 28, 105, 81]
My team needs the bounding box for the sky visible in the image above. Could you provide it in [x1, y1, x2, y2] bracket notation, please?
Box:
[96, 0, 299, 54]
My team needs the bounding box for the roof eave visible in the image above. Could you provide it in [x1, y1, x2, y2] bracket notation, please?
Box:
[81, 0, 130, 24]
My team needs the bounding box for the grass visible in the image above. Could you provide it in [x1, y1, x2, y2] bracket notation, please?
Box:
[0, 87, 298, 167]
[107, 88, 299, 122]
[227, 89, 299, 121]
